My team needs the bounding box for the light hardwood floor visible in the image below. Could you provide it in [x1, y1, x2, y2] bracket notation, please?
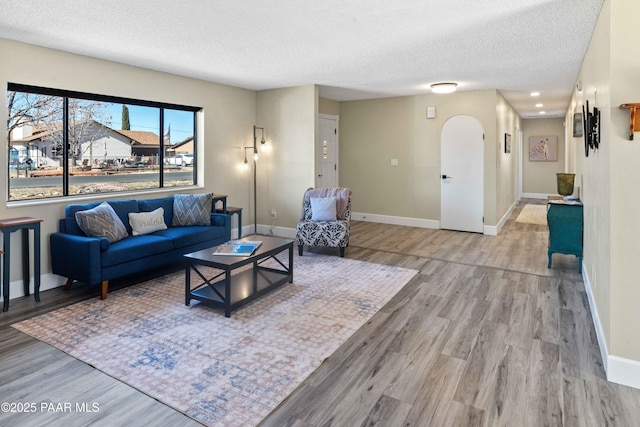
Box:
[1, 200, 639, 426]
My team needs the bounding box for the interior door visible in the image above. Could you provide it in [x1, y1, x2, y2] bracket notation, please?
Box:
[441, 115, 484, 233]
[317, 115, 338, 188]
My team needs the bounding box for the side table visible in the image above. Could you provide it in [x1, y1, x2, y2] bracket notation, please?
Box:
[0, 217, 43, 312]
[547, 201, 583, 272]
[215, 207, 243, 239]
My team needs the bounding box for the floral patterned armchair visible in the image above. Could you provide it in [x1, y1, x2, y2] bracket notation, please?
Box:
[296, 187, 352, 257]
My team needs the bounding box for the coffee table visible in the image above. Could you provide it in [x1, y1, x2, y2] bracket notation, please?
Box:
[184, 235, 294, 317]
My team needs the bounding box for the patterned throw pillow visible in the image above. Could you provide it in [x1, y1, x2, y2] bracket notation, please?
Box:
[172, 193, 212, 226]
[75, 202, 129, 243]
[128, 207, 167, 236]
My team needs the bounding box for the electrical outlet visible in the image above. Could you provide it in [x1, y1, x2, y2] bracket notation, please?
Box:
[270, 209, 277, 219]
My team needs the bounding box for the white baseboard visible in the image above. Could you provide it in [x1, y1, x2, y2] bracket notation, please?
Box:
[351, 212, 440, 229]
[484, 202, 515, 236]
[0, 272, 67, 302]
[582, 262, 640, 389]
[256, 224, 296, 239]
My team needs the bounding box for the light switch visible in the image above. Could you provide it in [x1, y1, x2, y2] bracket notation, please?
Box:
[391, 159, 399, 166]
[427, 106, 436, 119]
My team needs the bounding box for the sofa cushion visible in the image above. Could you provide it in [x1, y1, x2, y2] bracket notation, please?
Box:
[106, 199, 139, 235]
[153, 225, 226, 249]
[101, 234, 174, 267]
[172, 193, 212, 226]
[75, 202, 129, 243]
[128, 207, 167, 236]
[139, 197, 174, 226]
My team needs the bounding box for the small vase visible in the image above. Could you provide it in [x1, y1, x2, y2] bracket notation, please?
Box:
[557, 173, 575, 196]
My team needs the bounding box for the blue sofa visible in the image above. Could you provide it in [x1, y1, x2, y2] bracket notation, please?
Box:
[50, 196, 231, 299]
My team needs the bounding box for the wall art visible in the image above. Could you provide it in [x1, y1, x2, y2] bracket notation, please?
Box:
[529, 135, 558, 161]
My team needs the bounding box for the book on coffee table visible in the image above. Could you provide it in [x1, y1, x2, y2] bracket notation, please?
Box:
[213, 240, 262, 256]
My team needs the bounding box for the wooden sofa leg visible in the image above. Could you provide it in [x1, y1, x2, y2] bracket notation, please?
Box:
[63, 278, 74, 291]
[340, 247, 345, 257]
[100, 280, 109, 300]
[298, 244, 304, 256]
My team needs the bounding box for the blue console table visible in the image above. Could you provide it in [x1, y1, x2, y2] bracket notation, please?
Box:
[547, 201, 583, 272]
[0, 217, 42, 312]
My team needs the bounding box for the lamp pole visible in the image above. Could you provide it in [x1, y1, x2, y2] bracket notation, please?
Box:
[253, 125, 265, 235]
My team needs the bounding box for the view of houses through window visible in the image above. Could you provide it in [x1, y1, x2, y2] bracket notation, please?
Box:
[7, 84, 199, 201]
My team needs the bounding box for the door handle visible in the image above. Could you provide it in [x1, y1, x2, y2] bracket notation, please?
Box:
[441, 174, 452, 179]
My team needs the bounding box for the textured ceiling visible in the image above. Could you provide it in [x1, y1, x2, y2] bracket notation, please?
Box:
[0, 0, 603, 118]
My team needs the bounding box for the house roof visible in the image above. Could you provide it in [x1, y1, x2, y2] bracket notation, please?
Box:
[0, 0, 604, 118]
[113, 130, 161, 147]
[170, 136, 193, 150]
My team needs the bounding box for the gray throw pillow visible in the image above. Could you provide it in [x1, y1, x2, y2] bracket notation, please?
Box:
[172, 193, 212, 226]
[75, 202, 129, 243]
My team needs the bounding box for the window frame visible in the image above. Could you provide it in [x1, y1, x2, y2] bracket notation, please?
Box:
[7, 83, 201, 202]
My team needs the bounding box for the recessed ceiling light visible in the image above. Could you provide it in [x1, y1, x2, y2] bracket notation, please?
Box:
[539, 111, 546, 114]
[531, 92, 540, 97]
[535, 103, 543, 107]
[431, 82, 458, 94]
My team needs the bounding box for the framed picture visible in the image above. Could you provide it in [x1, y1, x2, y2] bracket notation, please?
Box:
[529, 136, 558, 161]
[504, 133, 512, 154]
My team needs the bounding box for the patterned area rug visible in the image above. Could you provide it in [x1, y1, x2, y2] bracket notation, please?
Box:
[13, 253, 417, 427]
[515, 204, 548, 225]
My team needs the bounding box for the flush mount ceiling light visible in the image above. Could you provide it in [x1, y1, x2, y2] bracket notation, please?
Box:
[531, 91, 540, 97]
[431, 82, 458, 94]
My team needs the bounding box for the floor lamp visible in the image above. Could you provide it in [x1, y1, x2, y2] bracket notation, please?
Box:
[252, 125, 265, 235]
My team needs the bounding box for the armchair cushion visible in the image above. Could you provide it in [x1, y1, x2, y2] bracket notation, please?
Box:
[310, 197, 337, 221]
[301, 187, 351, 220]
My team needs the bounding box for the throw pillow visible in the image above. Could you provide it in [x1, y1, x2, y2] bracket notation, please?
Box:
[75, 202, 129, 243]
[128, 207, 167, 236]
[310, 197, 337, 221]
[172, 193, 212, 226]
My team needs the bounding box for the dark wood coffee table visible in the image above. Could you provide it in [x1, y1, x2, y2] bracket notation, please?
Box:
[184, 235, 294, 317]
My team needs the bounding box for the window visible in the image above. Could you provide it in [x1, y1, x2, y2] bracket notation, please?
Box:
[6, 83, 199, 201]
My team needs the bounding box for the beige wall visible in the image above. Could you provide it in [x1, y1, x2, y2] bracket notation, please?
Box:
[609, 0, 640, 362]
[496, 92, 521, 219]
[0, 38, 256, 287]
[319, 97, 340, 116]
[339, 90, 518, 226]
[521, 118, 567, 195]
[569, 0, 640, 373]
[572, 0, 613, 360]
[256, 85, 317, 231]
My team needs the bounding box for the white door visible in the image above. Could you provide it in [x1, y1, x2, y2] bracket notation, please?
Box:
[441, 115, 484, 233]
[317, 115, 338, 188]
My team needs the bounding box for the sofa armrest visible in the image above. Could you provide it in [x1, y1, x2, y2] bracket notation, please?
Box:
[50, 232, 104, 285]
[211, 213, 231, 240]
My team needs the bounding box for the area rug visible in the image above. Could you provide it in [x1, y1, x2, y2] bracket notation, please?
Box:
[515, 203, 547, 225]
[12, 253, 417, 427]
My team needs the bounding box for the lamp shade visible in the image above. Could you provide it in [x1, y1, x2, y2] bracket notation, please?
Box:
[431, 82, 458, 94]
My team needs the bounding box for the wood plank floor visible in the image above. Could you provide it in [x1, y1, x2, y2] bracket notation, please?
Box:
[1, 200, 639, 426]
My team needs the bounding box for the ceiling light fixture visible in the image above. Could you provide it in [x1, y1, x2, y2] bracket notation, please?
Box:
[531, 92, 540, 97]
[535, 103, 543, 108]
[539, 111, 546, 114]
[431, 82, 458, 94]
